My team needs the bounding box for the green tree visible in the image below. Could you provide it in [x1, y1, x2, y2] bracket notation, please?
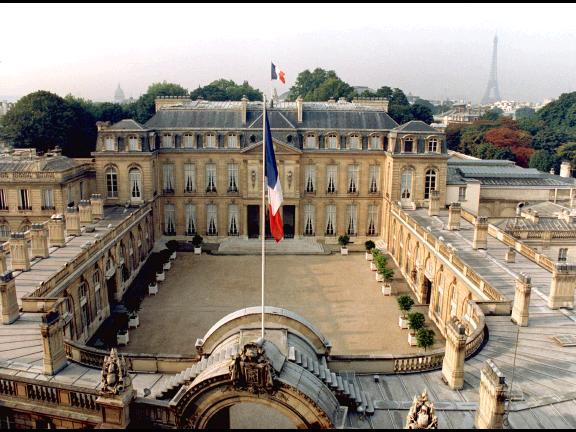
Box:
[189, 79, 262, 101]
[410, 103, 434, 124]
[556, 142, 576, 168]
[529, 149, 556, 172]
[416, 328, 435, 352]
[130, 81, 189, 124]
[481, 107, 504, 121]
[308, 77, 355, 101]
[0, 90, 95, 157]
[515, 106, 536, 120]
[288, 68, 338, 100]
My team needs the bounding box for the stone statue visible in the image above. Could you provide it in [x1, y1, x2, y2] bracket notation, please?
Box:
[229, 342, 275, 394]
[405, 390, 438, 429]
[100, 348, 131, 396]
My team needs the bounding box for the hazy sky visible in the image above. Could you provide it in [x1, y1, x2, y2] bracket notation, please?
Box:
[2, 3, 576, 104]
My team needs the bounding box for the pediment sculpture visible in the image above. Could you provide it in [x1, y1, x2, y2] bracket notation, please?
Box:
[100, 348, 131, 396]
[229, 342, 276, 394]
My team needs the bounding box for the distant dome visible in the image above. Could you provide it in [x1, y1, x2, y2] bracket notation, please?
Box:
[114, 84, 125, 103]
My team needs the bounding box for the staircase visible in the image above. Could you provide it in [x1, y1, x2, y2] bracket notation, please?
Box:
[216, 238, 328, 255]
[288, 346, 375, 416]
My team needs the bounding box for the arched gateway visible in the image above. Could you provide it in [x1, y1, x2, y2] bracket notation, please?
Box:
[168, 307, 347, 429]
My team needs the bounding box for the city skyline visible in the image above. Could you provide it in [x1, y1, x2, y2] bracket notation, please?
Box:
[1, 4, 576, 104]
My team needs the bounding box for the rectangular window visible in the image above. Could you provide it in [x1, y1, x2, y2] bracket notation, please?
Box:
[81, 303, 90, 330]
[367, 205, 378, 235]
[184, 164, 196, 192]
[325, 204, 336, 235]
[183, 134, 195, 148]
[105, 137, 115, 151]
[162, 134, 173, 148]
[227, 134, 239, 148]
[185, 204, 197, 235]
[207, 204, 218, 235]
[0, 189, 8, 210]
[18, 189, 30, 210]
[94, 282, 101, 314]
[42, 189, 54, 209]
[347, 165, 359, 193]
[559, 248, 568, 262]
[305, 135, 316, 149]
[228, 204, 239, 235]
[228, 164, 239, 192]
[327, 135, 338, 149]
[326, 165, 337, 193]
[304, 204, 315, 236]
[129, 136, 139, 151]
[348, 135, 361, 150]
[458, 186, 467, 201]
[305, 165, 316, 193]
[369, 165, 379, 193]
[164, 204, 176, 235]
[106, 170, 118, 198]
[370, 135, 381, 150]
[163, 164, 175, 193]
[205, 133, 217, 148]
[346, 205, 358, 236]
[206, 164, 217, 192]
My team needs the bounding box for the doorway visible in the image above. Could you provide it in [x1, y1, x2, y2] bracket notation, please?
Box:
[247, 205, 259, 238]
[423, 277, 432, 304]
[282, 205, 295, 239]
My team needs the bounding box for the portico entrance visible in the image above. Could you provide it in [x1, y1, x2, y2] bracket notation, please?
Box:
[247, 205, 295, 239]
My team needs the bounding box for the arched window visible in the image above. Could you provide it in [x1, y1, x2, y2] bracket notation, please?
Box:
[0, 224, 10, 239]
[129, 168, 142, 201]
[424, 169, 437, 200]
[427, 138, 439, 153]
[403, 137, 414, 153]
[305, 134, 316, 149]
[227, 133, 239, 149]
[128, 136, 139, 151]
[106, 167, 118, 198]
[370, 135, 381, 150]
[205, 133, 217, 148]
[162, 134, 173, 148]
[183, 133, 195, 148]
[348, 134, 361, 150]
[327, 133, 338, 150]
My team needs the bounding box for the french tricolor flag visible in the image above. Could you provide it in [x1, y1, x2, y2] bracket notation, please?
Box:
[264, 110, 284, 242]
[271, 63, 286, 84]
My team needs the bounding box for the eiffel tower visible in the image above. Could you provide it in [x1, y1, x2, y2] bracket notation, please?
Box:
[481, 35, 501, 105]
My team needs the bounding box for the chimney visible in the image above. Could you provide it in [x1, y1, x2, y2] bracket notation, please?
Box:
[296, 96, 303, 123]
[241, 96, 248, 126]
[560, 161, 572, 178]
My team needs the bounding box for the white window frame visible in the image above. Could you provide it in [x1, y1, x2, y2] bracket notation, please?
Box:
[185, 204, 197, 235]
[206, 164, 217, 192]
[163, 164, 175, 193]
[105, 137, 115, 151]
[106, 168, 118, 198]
[348, 134, 361, 150]
[326, 165, 337, 193]
[184, 163, 196, 193]
[207, 204, 218, 235]
[369, 165, 379, 193]
[227, 134, 239, 149]
[18, 189, 30, 210]
[228, 164, 239, 192]
[370, 135, 381, 150]
[425, 169, 437, 200]
[228, 204, 239, 235]
[129, 168, 142, 201]
[427, 138, 439, 153]
[458, 186, 467, 202]
[164, 204, 176, 234]
[305, 165, 316, 193]
[367, 204, 378, 235]
[325, 204, 336, 236]
[128, 136, 139, 151]
[327, 134, 338, 150]
[347, 165, 359, 193]
[304, 204, 315, 236]
[305, 134, 317, 149]
[42, 189, 54, 209]
[346, 204, 357, 236]
[205, 133, 217, 149]
[162, 134, 174, 149]
[183, 134, 195, 149]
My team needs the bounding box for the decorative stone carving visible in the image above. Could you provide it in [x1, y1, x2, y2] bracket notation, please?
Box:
[229, 342, 276, 394]
[405, 390, 438, 429]
[100, 348, 131, 396]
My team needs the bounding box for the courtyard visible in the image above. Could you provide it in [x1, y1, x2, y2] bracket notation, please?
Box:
[119, 253, 444, 356]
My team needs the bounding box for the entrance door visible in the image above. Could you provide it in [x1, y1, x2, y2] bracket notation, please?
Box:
[424, 278, 432, 304]
[247, 205, 259, 238]
[283, 205, 295, 239]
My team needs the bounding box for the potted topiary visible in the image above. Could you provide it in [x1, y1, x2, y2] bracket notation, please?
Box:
[365, 240, 376, 261]
[381, 266, 395, 296]
[128, 311, 139, 329]
[166, 240, 178, 260]
[192, 234, 203, 255]
[416, 328, 435, 352]
[338, 234, 350, 255]
[370, 248, 380, 271]
[116, 328, 129, 346]
[397, 295, 414, 329]
[374, 254, 389, 282]
[407, 311, 425, 346]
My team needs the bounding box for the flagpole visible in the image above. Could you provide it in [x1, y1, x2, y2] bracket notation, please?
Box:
[261, 94, 266, 341]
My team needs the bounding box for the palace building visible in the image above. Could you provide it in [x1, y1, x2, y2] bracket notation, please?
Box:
[0, 96, 576, 429]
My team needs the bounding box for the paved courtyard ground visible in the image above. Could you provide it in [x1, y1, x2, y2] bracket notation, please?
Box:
[120, 253, 444, 356]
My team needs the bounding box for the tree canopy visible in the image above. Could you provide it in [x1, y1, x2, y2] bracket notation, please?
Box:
[189, 79, 262, 102]
[129, 81, 189, 124]
[288, 68, 355, 102]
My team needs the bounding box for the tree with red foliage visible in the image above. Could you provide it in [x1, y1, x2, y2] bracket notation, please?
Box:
[484, 127, 532, 149]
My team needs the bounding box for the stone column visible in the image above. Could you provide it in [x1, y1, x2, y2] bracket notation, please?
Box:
[0, 271, 19, 324]
[9, 232, 30, 272]
[0, 245, 8, 273]
[91, 194, 104, 221]
[472, 217, 489, 250]
[475, 360, 508, 429]
[48, 214, 66, 247]
[78, 200, 93, 225]
[40, 311, 68, 375]
[441, 318, 467, 390]
[511, 273, 531, 326]
[548, 263, 576, 309]
[428, 190, 440, 216]
[504, 247, 516, 263]
[65, 206, 81, 236]
[30, 224, 49, 259]
[447, 202, 461, 231]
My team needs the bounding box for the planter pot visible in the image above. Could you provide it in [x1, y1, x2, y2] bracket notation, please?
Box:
[194, 247, 202, 255]
[365, 252, 374, 261]
[381, 284, 392, 296]
[376, 273, 384, 282]
[340, 247, 348, 255]
[170, 251, 177, 261]
[370, 262, 377, 271]
[156, 272, 165, 282]
[148, 283, 158, 295]
[399, 316, 408, 329]
[117, 330, 129, 346]
[163, 261, 171, 271]
[408, 332, 418, 346]
[128, 315, 139, 329]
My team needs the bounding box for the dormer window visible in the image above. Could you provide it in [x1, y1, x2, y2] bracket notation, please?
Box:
[105, 137, 115, 151]
[348, 134, 361, 150]
[427, 138, 439, 153]
[128, 136, 139, 151]
[162, 134, 174, 148]
[370, 135, 381, 150]
[227, 134, 239, 149]
[305, 134, 316, 149]
[403, 137, 414, 153]
[183, 133, 195, 148]
[205, 133, 217, 148]
[327, 133, 338, 150]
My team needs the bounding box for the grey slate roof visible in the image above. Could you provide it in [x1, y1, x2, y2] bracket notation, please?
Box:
[393, 120, 440, 133]
[107, 119, 147, 131]
[0, 155, 80, 173]
[496, 217, 576, 231]
[521, 201, 571, 217]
